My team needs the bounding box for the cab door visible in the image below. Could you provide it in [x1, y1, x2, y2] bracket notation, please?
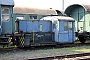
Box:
[58, 21, 69, 43]
[68, 22, 74, 42]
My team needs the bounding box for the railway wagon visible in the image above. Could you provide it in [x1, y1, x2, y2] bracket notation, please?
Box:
[12, 6, 59, 34]
[14, 16, 75, 47]
[0, 0, 14, 46]
[65, 4, 90, 43]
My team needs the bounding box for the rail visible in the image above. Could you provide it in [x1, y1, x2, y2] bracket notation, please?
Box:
[26, 53, 90, 60]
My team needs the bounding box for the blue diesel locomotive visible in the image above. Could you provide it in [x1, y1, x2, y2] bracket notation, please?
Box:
[14, 16, 75, 47]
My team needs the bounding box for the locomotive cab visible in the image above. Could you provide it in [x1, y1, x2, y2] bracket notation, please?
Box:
[41, 16, 75, 44]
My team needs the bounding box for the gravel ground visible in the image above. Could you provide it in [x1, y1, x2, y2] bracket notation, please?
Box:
[0, 50, 65, 60]
[0, 46, 90, 60]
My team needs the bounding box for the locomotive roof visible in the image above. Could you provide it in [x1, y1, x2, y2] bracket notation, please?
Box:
[40, 16, 75, 21]
[13, 6, 58, 15]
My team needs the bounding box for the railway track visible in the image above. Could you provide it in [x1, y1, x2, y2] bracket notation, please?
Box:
[26, 53, 90, 60]
[0, 43, 90, 60]
[0, 43, 90, 52]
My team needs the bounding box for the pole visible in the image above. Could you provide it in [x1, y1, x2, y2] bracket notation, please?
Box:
[62, 0, 64, 11]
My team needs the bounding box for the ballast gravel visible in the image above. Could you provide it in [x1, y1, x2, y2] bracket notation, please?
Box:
[0, 50, 65, 60]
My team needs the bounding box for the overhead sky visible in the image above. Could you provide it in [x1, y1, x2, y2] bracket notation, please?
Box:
[14, 0, 90, 11]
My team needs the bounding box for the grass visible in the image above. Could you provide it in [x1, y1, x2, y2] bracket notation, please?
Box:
[36, 46, 90, 55]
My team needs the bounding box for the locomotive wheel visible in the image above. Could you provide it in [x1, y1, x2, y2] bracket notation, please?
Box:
[78, 36, 86, 43]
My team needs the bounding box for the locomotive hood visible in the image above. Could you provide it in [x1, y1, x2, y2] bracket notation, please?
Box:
[40, 16, 75, 21]
[40, 16, 58, 21]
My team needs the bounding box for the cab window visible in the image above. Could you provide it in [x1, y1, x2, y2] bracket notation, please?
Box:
[53, 21, 57, 29]
[68, 22, 72, 30]
[64, 21, 68, 31]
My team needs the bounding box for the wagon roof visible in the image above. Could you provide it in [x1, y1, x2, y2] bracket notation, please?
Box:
[40, 16, 75, 21]
[65, 4, 90, 15]
[0, 0, 14, 6]
[13, 6, 57, 15]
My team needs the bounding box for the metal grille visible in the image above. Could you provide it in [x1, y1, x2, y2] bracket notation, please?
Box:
[19, 35, 24, 47]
